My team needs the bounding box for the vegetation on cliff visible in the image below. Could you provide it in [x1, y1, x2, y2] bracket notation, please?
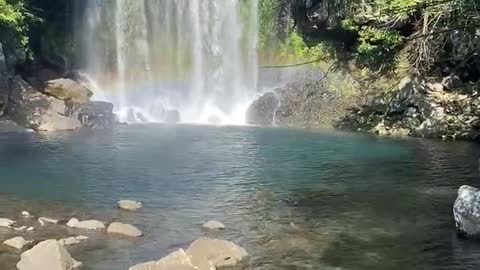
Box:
[259, 0, 480, 81]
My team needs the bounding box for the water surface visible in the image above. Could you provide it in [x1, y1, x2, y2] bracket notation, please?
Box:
[0, 125, 480, 269]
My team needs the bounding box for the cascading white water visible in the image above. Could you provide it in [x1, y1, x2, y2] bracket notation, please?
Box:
[77, 0, 258, 125]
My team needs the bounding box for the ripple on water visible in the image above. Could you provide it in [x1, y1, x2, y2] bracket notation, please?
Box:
[0, 125, 480, 269]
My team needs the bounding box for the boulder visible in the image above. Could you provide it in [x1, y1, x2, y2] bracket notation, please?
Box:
[44, 78, 93, 104]
[0, 218, 15, 228]
[21, 211, 32, 218]
[77, 101, 115, 128]
[107, 222, 143, 237]
[66, 218, 79, 227]
[129, 248, 195, 270]
[186, 237, 248, 270]
[16, 239, 82, 270]
[71, 220, 105, 230]
[128, 238, 248, 270]
[202, 220, 225, 230]
[118, 200, 143, 211]
[164, 110, 180, 124]
[7, 76, 81, 131]
[3, 236, 30, 250]
[58, 237, 80, 246]
[246, 92, 279, 126]
[454, 185, 480, 237]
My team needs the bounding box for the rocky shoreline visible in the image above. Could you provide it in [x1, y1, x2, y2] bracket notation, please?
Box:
[247, 72, 480, 142]
[0, 200, 248, 270]
[0, 40, 116, 132]
[335, 76, 480, 140]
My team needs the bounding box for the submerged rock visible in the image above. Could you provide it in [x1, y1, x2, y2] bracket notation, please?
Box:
[38, 217, 59, 226]
[58, 237, 80, 246]
[118, 200, 143, 211]
[66, 218, 79, 227]
[454, 185, 480, 237]
[246, 92, 279, 126]
[0, 218, 15, 228]
[107, 222, 143, 237]
[3, 236, 31, 250]
[72, 220, 105, 230]
[202, 220, 225, 230]
[13, 226, 27, 232]
[17, 239, 82, 270]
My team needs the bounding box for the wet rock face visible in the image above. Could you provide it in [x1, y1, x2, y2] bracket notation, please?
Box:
[336, 76, 480, 140]
[246, 92, 279, 126]
[454, 185, 480, 237]
[77, 101, 115, 129]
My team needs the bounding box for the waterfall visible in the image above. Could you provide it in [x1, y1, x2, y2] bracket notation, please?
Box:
[76, 0, 258, 124]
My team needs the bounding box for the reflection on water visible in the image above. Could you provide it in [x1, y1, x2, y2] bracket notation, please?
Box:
[0, 125, 480, 269]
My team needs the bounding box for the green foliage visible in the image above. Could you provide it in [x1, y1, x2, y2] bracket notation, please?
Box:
[0, 0, 41, 48]
[258, 0, 279, 48]
[278, 31, 333, 64]
[356, 27, 403, 68]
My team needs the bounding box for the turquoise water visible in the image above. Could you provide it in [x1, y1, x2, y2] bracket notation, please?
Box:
[1, 125, 480, 269]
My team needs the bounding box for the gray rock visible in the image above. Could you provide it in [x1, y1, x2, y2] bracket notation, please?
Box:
[186, 237, 248, 270]
[128, 238, 248, 270]
[202, 220, 225, 230]
[16, 239, 82, 270]
[66, 218, 79, 227]
[13, 226, 27, 232]
[38, 217, 59, 226]
[71, 220, 105, 230]
[7, 76, 81, 131]
[58, 237, 80, 246]
[77, 101, 115, 128]
[0, 218, 15, 228]
[4, 236, 31, 250]
[107, 222, 143, 237]
[44, 78, 92, 104]
[118, 200, 143, 211]
[129, 249, 195, 270]
[246, 92, 279, 126]
[454, 185, 480, 237]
